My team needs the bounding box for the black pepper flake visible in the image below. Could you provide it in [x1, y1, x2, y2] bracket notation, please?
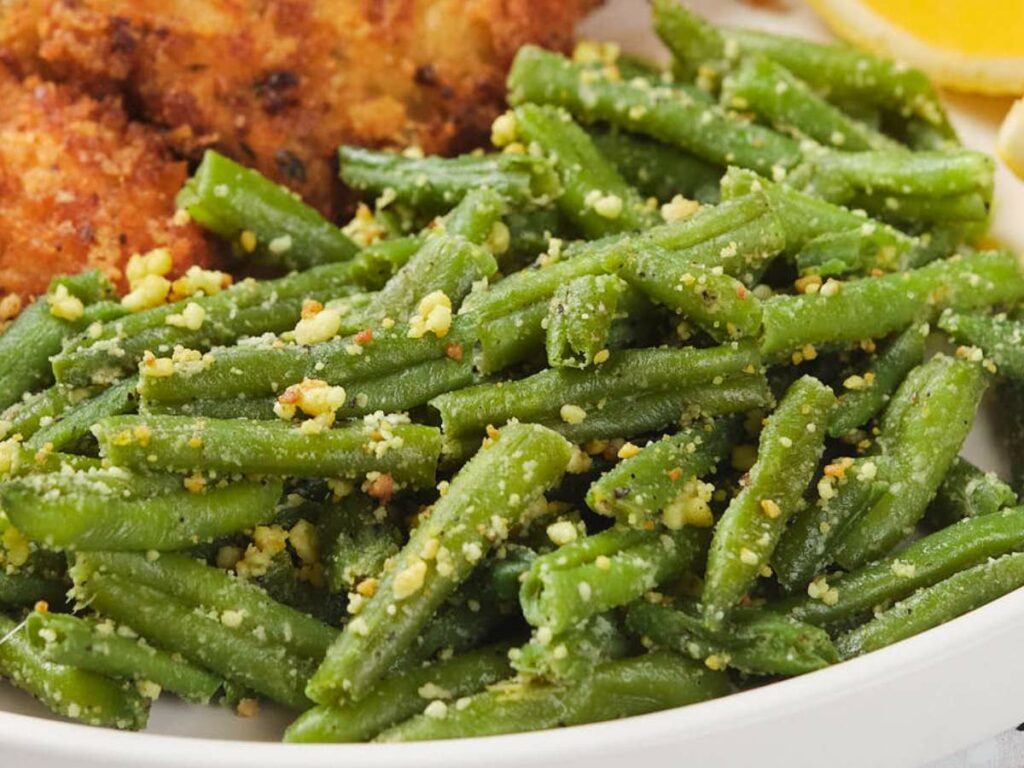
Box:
[613, 487, 631, 499]
[414, 64, 438, 86]
[275, 149, 307, 182]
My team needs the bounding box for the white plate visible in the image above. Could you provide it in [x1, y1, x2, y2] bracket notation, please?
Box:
[3, 0, 1024, 765]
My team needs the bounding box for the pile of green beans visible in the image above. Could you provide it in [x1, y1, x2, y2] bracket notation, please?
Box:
[3, 2, 1024, 744]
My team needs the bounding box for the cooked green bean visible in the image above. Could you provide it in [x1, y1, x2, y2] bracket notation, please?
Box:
[25, 612, 224, 704]
[626, 599, 837, 676]
[761, 251, 1024, 360]
[73, 551, 337, 659]
[587, 418, 737, 528]
[0, 614, 149, 729]
[546, 274, 627, 368]
[719, 167, 920, 272]
[137, 319, 473, 406]
[178, 149, 357, 271]
[285, 643, 513, 743]
[512, 613, 632, 682]
[520, 525, 707, 634]
[609, 243, 763, 340]
[306, 422, 572, 703]
[1, 385, 94, 443]
[588, 126, 722, 204]
[317, 494, 402, 593]
[510, 104, 655, 238]
[828, 323, 928, 437]
[703, 376, 834, 622]
[376, 650, 731, 742]
[2, 469, 283, 551]
[780, 507, 1024, 629]
[0, 270, 115, 407]
[833, 355, 986, 569]
[926, 457, 1017, 529]
[836, 552, 1024, 658]
[75, 572, 314, 709]
[722, 56, 901, 151]
[94, 415, 441, 489]
[507, 46, 802, 176]
[432, 343, 761, 439]
[53, 262, 371, 388]
[939, 309, 1024, 380]
[338, 146, 559, 214]
[25, 376, 138, 452]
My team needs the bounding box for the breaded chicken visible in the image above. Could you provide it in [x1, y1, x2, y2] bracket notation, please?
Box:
[1, 0, 597, 216]
[0, 66, 213, 300]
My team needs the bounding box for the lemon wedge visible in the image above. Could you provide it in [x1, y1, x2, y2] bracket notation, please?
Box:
[998, 99, 1024, 180]
[806, 0, 1024, 95]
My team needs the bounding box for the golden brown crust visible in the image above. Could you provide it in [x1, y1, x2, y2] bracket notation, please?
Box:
[0, 0, 598, 216]
[0, 67, 213, 299]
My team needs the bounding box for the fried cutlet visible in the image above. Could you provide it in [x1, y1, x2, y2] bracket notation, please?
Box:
[1, 0, 598, 217]
[0, 66, 213, 300]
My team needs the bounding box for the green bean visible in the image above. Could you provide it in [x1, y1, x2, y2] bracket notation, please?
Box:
[626, 599, 838, 676]
[771, 456, 893, 593]
[257, 554, 347, 626]
[586, 418, 737, 528]
[25, 612, 224, 704]
[546, 274, 627, 368]
[1, 385, 94, 443]
[939, 309, 1024, 380]
[761, 251, 1024, 360]
[25, 376, 138, 452]
[75, 572, 314, 709]
[790, 149, 993, 203]
[511, 104, 655, 238]
[338, 146, 559, 214]
[432, 342, 761, 439]
[94, 415, 441, 489]
[137, 319, 472, 405]
[722, 56, 901, 151]
[476, 283, 663, 375]
[780, 507, 1024, 629]
[317, 494, 402, 593]
[351, 191, 501, 328]
[376, 650, 731, 741]
[142, 397, 279, 421]
[507, 46, 802, 176]
[502, 208, 576, 272]
[178, 149, 357, 271]
[462, 193, 784, 322]
[2, 469, 283, 551]
[0, 443, 101, 479]
[926, 458, 1017, 529]
[535, 375, 772, 446]
[588, 126, 722, 204]
[0, 570, 67, 609]
[609, 243, 763, 340]
[848, 190, 989, 227]
[833, 356, 986, 568]
[306, 422, 572, 703]
[836, 552, 1024, 658]
[828, 323, 928, 437]
[0, 270, 115, 407]
[53, 262, 371, 388]
[719, 167, 919, 271]
[725, 28, 951, 131]
[512, 612, 632, 682]
[703, 376, 834, 622]
[520, 525, 706, 634]
[285, 643, 513, 743]
[0, 614, 149, 729]
[74, 551, 337, 659]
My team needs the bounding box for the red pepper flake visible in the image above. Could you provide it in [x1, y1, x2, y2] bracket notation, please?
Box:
[667, 467, 682, 481]
[354, 328, 374, 345]
[735, 285, 748, 300]
[444, 342, 464, 361]
[367, 473, 394, 504]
